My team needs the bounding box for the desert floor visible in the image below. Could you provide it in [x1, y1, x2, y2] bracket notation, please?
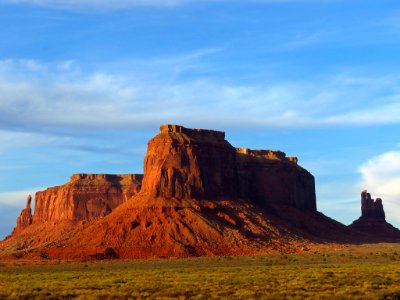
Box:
[1, 243, 400, 299]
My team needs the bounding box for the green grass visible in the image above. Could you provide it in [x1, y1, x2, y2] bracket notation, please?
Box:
[2, 244, 400, 299]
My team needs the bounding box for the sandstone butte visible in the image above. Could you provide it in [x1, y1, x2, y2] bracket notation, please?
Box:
[349, 190, 400, 239]
[1, 124, 399, 261]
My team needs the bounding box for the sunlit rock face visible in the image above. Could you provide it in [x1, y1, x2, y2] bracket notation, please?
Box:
[32, 174, 143, 223]
[12, 195, 33, 235]
[141, 124, 239, 200]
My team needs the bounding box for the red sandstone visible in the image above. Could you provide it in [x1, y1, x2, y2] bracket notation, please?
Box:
[1, 125, 397, 261]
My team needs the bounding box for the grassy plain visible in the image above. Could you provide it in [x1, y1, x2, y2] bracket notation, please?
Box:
[1, 243, 400, 299]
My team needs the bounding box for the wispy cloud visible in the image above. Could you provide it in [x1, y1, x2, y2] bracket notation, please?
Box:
[1, 58, 400, 143]
[358, 151, 400, 225]
[0, 189, 38, 207]
[0, 130, 67, 152]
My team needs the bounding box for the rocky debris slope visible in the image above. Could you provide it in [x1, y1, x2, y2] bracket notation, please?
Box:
[349, 190, 400, 240]
[0, 125, 365, 260]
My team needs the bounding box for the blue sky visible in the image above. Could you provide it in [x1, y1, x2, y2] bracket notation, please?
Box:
[1, 0, 400, 239]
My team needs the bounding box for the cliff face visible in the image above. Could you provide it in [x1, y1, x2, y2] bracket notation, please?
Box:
[141, 125, 316, 211]
[33, 174, 143, 223]
[236, 148, 316, 210]
[141, 124, 239, 200]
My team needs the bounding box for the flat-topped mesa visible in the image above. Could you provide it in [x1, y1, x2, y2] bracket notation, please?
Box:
[32, 173, 143, 224]
[142, 124, 238, 200]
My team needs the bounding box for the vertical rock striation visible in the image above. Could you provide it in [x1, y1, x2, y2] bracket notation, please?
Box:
[141, 125, 316, 210]
[141, 124, 239, 200]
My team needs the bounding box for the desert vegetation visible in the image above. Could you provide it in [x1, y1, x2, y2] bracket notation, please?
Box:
[1, 243, 400, 299]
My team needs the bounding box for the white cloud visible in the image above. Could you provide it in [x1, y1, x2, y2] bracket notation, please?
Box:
[0, 130, 66, 152]
[1, 58, 400, 137]
[358, 151, 400, 225]
[0, 189, 38, 207]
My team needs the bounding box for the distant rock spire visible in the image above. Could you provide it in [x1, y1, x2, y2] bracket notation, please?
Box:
[26, 194, 32, 209]
[360, 190, 385, 220]
[349, 190, 400, 239]
[12, 194, 33, 235]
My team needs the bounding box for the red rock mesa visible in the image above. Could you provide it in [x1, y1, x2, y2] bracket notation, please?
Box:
[0, 125, 375, 260]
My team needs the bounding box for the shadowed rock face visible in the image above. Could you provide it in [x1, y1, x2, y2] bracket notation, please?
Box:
[32, 174, 143, 223]
[349, 190, 400, 239]
[360, 190, 385, 220]
[236, 148, 316, 210]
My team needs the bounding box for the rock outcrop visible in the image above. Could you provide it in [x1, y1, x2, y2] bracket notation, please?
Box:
[349, 190, 400, 239]
[12, 195, 33, 235]
[1, 124, 360, 260]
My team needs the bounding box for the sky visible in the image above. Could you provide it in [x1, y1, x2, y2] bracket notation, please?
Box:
[1, 0, 400, 239]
